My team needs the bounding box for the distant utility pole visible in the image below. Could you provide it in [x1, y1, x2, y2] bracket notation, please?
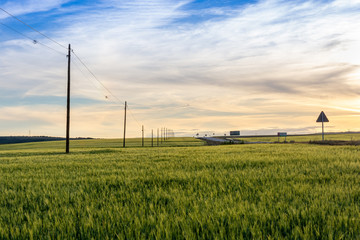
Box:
[157, 128, 159, 146]
[142, 125, 144, 147]
[151, 129, 153, 147]
[161, 127, 163, 144]
[123, 101, 127, 148]
[66, 44, 71, 154]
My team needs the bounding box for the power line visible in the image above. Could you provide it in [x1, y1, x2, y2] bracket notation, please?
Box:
[0, 10, 122, 104]
[0, 21, 66, 56]
[72, 54, 143, 126]
[72, 50, 125, 106]
[0, 22, 33, 41]
[72, 57, 105, 95]
[1, 7, 147, 130]
[71, 58, 106, 95]
[127, 105, 142, 127]
[72, 58, 129, 110]
[1, 8, 133, 109]
[0, 7, 67, 50]
[73, 58, 143, 128]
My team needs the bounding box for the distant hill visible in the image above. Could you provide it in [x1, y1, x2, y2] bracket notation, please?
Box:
[0, 136, 93, 145]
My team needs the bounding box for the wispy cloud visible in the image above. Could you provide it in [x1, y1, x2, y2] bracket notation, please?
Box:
[1, 0, 70, 17]
[1, 0, 360, 137]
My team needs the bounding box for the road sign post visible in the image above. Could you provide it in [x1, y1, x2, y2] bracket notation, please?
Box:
[316, 111, 329, 141]
[277, 132, 287, 142]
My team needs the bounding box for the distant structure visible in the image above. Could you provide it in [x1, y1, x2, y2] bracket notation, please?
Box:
[230, 131, 240, 136]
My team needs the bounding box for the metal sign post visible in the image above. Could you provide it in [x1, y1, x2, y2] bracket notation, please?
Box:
[316, 111, 329, 141]
[277, 132, 287, 142]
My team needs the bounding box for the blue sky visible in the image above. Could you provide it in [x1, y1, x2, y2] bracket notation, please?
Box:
[1, 0, 360, 137]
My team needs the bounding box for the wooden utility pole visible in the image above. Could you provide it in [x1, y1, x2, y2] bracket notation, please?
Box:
[142, 125, 144, 147]
[157, 128, 159, 146]
[66, 44, 71, 153]
[123, 101, 127, 148]
[161, 127, 163, 144]
[151, 129, 153, 147]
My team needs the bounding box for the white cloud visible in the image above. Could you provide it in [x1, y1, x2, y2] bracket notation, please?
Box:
[0, 0, 70, 18]
[1, 0, 360, 137]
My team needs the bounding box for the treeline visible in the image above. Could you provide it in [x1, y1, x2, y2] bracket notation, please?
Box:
[0, 136, 92, 144]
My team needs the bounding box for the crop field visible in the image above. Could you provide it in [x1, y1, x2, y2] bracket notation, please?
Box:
[235, 133, 360, 143]
[0, 137, 359, 239]
[0, 137, 204, 152]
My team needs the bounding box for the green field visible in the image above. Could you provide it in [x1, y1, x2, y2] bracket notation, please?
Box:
[0, 137, 359, 239]
[235, 133, 360, 143]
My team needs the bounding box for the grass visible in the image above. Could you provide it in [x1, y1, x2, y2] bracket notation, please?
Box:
[234, 133, 360, 143]
[0, 137, 359, 239]
[0, 137, 204, 152]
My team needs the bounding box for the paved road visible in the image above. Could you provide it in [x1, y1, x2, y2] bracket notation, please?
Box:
[197, 137, 272, 145]
[197, 137, 237, 145]
[199, 137, 229, 143]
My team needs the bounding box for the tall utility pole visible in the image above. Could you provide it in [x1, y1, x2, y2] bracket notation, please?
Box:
[151, 129, 153, 147]
[66, 44, 71, 154]
[161, 127, 163, 144]
[142, 125, 144, 147]
[123, 101, 127, 148]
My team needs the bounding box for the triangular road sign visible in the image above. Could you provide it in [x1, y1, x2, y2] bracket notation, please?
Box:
[316, 111, 329, 123]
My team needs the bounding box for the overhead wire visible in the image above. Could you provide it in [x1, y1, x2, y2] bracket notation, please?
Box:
[0, 7, 124, 104]
[72, 51, 141, 126]
[1, 7, 147, 131]
[73, 53, 143, 127]
[72, 49, 144, 127]
[72, 57, 124, 107]
[73, 51, 156, 129]
[0, 7, 67, 50]
[71, 50, 125, 106]
[127, 105, 142, 128]
[71, 58, 106, 97]
[0, 21, 66, 56]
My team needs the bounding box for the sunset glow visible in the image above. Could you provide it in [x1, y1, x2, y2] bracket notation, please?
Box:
[1, 0, 360, 137]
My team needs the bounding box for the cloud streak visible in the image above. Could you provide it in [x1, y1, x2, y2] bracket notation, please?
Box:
[1, 0, 360, 137]
[1, 0, 70, 18]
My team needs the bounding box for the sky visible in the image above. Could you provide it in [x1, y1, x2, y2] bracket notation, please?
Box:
[0, 0, 360, 138]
